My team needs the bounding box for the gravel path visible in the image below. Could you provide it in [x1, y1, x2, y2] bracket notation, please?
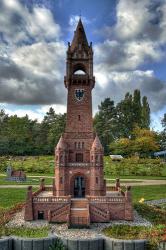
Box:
[6, 209, 152, 239]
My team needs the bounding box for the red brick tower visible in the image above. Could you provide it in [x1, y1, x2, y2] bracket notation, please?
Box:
[25, 18, 133, 225]
[54, 19, 106, 198]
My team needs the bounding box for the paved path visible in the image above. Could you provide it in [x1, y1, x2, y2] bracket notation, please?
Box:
[107, 179, 166, 186]
[0, 179, 165, 188]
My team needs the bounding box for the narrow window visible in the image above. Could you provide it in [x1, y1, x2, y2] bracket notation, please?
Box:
[60, 177, 63, 184]
[96, 177, 98, 184]
[78, 142, 80, 149]
[78, 115, 81, 121]
[82, 142, 84, 149]
[75, 142, 77, 148]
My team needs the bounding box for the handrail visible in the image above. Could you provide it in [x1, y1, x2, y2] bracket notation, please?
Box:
[33, 196, 70, 203]
[90, 205, 109, 219]
[89, 196, 125, 203]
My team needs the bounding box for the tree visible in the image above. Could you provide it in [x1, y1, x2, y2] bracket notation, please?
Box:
[110, 138, 131, 156]
[110, 127, 159, 157]
[161, 113, 166, 130]
[115, 92, 134, 138]
[141, 96, 150, 129]
[93, 98, 116, 154]
[131, 127, 159, 157]
[132, 89, 142, 126]
[160, 113, 166, 150]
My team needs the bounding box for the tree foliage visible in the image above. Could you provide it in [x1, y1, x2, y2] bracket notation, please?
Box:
[94, 89, 151, 154]
[0, 108, 66, 156]
[110, 127, 159, 157]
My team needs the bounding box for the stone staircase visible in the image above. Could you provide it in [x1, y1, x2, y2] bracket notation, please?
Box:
[90, 204, 110, 222]
[68, 198, 90, 228]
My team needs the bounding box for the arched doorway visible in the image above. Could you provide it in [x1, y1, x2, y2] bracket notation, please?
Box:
[74, 176, 85, 198]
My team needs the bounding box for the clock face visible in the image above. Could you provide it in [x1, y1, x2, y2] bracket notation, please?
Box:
[75, 89, 84, 101]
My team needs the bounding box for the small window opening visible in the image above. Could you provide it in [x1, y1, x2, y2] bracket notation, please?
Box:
[78, 115, 81, 121]
[38, 211, 44, 220]
[60, 177, 63, 184]
[96, 177, 98, 184]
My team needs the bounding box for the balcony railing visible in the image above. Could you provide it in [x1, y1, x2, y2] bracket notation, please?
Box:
[89, 196, 125, 203]
[33, 196, 70, 203]
[67, 162, 91, 167]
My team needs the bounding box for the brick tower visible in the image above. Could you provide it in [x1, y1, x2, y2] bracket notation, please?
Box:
[54, 18, 106, 198]
[25, 19, 133, 226]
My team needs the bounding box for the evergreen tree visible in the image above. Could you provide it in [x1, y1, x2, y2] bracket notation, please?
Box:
[93, 98, 116, 154]
[132, 89, 142, 126]
[141, 96, 150, 129]
[115, 92, 133, 138]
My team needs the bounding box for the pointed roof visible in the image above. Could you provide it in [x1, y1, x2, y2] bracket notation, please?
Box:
[56, 135, 66, 150]
[91, 135, 103, 151]
[70, 18, 89, 51]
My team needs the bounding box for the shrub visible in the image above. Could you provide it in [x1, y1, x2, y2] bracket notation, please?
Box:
[49, 238, 65, 250]
[134, 203, 166, 225]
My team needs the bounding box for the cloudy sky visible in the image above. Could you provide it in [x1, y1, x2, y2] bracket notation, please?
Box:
[0, 0, 166, 131]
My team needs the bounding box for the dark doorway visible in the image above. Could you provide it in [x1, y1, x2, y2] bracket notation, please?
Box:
[76, 153, 83, 162]
[38, 211, 44, 220]
[74, 176, 85, 198]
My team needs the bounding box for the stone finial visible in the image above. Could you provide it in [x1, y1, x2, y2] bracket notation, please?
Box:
[40, 178, 45, 191]
[91, 135, 103, 151]
[115, 178, 120, 191]
[56, 135, 66, 150]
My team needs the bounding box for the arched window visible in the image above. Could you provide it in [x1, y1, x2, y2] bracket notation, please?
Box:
[73, 63, 86, 75]
[74, 70, 86, 75]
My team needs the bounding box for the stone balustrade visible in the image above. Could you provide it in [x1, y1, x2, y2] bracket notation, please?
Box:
[89, 196, 125, 203]
[33, 196, 70, 203]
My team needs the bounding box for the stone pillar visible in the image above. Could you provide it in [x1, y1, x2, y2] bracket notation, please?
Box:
[40, 178, 45, 191]
[124, 186, 133, 220]
[24, 186, 33, 221]
[53, 178, 56, 196]
[115, 178, 120, 191]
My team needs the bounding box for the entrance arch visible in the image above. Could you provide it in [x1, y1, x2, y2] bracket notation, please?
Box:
[74, 176, 85, 198]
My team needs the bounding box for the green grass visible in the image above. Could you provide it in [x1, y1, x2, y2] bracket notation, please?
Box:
[0, 188, 37, 208]
[131, 185, 166, 203]
[0, 226, 49, 238]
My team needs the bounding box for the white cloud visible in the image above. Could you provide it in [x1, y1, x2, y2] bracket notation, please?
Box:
[0, 0, 61, 45]
[0, 41, 66, 105]
[94, 69, 166, 113]
[69, 15, 90, 31]
[4, 108, 44, 122]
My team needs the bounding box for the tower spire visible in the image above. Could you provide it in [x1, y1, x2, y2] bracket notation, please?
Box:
[70, 18, 89, 51]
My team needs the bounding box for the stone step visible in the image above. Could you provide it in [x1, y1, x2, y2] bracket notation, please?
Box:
[71, 198, 88, 208]
[70, 209, 88, 217]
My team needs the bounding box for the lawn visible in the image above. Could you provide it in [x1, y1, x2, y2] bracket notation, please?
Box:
[131, 185, 166, 203]
[0, 188, 37, 208]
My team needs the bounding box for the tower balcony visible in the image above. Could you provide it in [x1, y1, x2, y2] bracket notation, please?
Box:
[64, 75, 95, 87]
[68, 162, 91, 167]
